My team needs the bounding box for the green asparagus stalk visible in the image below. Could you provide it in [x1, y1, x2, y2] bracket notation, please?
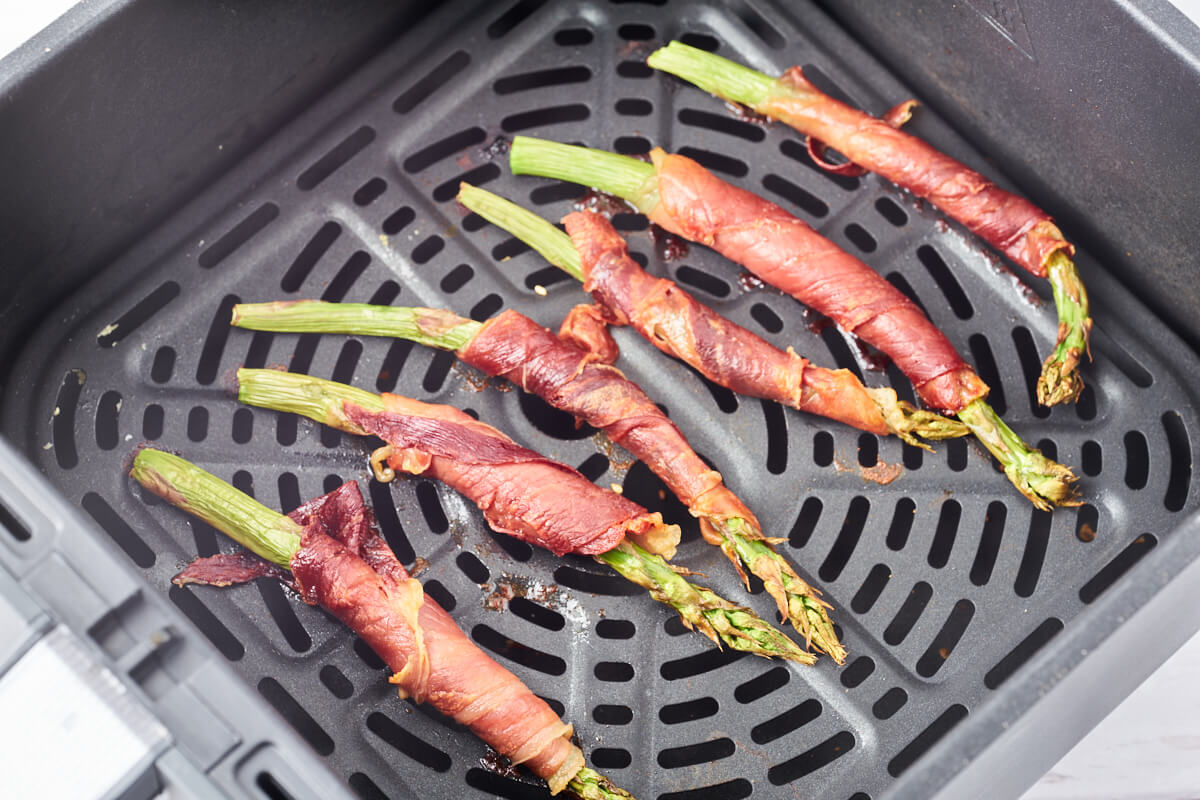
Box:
[236, 368, 814, 663]
[131, 448, 302, 566]
[507, 136, 1080, 509]
[131, 449, 635, 800]
[459, 183, 848, 659]
[645, 40, 1092, 406]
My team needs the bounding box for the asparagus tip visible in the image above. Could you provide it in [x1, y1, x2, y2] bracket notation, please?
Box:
[567, 766, 637, 800]
[867, 387, 970, 447]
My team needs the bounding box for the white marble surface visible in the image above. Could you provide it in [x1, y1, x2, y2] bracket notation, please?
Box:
[3, 3, 1200, 799]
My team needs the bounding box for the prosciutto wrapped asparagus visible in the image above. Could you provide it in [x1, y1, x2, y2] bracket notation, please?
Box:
[646, 41, 1091, 406]
[456, 183, 965, 447]
[235, 368, 813, 663]
[231, 298, 847, 661]
[130, 448, 631, 799]
[508, 137, 1079, 509]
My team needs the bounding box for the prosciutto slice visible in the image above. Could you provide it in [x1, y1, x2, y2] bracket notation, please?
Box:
[563, 210, 893, 434]
[759, 67, 1073, 279]
[174, 481, 582, 792]
[458, 308, 758, 548]
[340, 393, 674, 557]
[645, 148, 989, 413]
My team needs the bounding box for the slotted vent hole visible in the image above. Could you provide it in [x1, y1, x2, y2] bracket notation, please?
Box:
[968, 333, 1006, 415]
[348, 773, 389, 800]
[916, 599, 975, 677]
[422, 579, 456, 613]
[319, 665, 353, 699]
[1080, 534, 1157, 604]
[875, 196, 908, 226]
[762, 400, 788, 474]
[789, 497, 823, 548]
[661, 647, 744, 681]
[433, 163, 501, 202]
[394, 50, 470, 113]
[887, 705, 968, 777]
[840, 655, 875, 688]
[851, 563, 891, 614]
[281, 222, 341, 292]
[884, 581, 933, 646]
[98, 282, 180, 347]
[678, 107, 765, 141]
[1012, 326, 1052, 418]
[659, 738, 736, 769]
[83, 492, 154, 568]
[735, 666, 790, 704]
[1162, 410, 1191, 510]
[198, 203, 278, 269]
[886, 497, 916, 551]
[768, 731, 856, 785]
[858, 433, 878, 468]
[487, 0, 546, 39]
[1081, 440, 1103, 476]
[985, 618, 1065, 689]
[366, 711, 452, 772]
[258, 677, 334, 756]
[658, 780, 752, 800]
[819, 496, 870, 582]
[675, 265, 730, 297]
[404, 127, 486, 173]
[1075, 503, 1099, 543]
[422, 350, 455, 392]
[779, 138, 861, 192]
[751, 698, 821, 744]
[927, 499, 961, 568]
[762, 173, 829, 218]
[353, 177, 387, 206]
[150, 346, 176, 383]
[94, 390, 121, 450]
[168, 586, 243, 661]
[474, 624, 565, 675]
[844, 223, 877, 253]
[594, 704, 633, 725]
[556, 28, 593, 46]
[916, 245, 973, 319]
[501, 104, 591, 133]
[660, 697, 719, 725]
[298, 127, 374, 191]
[595, 618, 634, 639]
[874, 688, 908, 720]
[971, 501, 1007, 585]
[1015, 510, 1052, 598]
[554, 563, 643, 597]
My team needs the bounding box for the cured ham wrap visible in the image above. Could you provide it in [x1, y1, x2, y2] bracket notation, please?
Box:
[235, 368, 813, 663]
[646, 41, 1091, 406]
[508, 136, 1079, 510]
[130, 449, 630, 799]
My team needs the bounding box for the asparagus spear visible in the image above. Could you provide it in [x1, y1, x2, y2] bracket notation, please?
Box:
[507, 136, 1079, 510]
[131, 448, 633, 800]
[645, 40, 1092, 406]
[235, 367, 814, 663]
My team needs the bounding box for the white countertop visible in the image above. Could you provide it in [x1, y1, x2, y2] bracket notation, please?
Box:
[3, 3, 1198, 798]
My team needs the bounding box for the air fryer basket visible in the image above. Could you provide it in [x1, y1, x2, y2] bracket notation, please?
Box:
[4, 1, 1200, 798]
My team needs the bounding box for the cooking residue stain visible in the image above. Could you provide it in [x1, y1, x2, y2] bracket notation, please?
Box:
[484, 572, 560, 613]
[725, 100, 772, 126]
[409, 557, 430, 579]
[1078, 523, 1097, 543]
[481, 135, 511, 160]
[453, 362, 512, 392]
[591, 431, 636, 477]
[650, 223, 689, 261]
[574, 188, 634, 219]
[479, 747, 523, 779]
[835, 457, 904, 485]
[738, 272, 766, 292]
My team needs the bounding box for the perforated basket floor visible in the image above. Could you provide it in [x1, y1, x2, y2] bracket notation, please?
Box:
[5, 2, 1200, 799]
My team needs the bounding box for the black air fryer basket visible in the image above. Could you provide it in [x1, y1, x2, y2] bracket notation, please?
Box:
[3, 2, 1200, 799]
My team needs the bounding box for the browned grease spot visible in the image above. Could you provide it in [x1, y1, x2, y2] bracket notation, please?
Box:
[725, 100, 771, 126]
[1077, 523, 1097, 543]
[939, 647, 950, 660]
[651, 223, 689, 261]
[479, 747, 523, 779]
[484, 573, 560, 612]
[409, 557, 430, 579]
[453, 362, 512, 392]
[574, 188, 634, 219]
[860, 460, 903, 485]
[592, 431, 636, 475]
[851, 336, 892, 373]
[481, 135, 510, 160]
[738, 272, 766, 292]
